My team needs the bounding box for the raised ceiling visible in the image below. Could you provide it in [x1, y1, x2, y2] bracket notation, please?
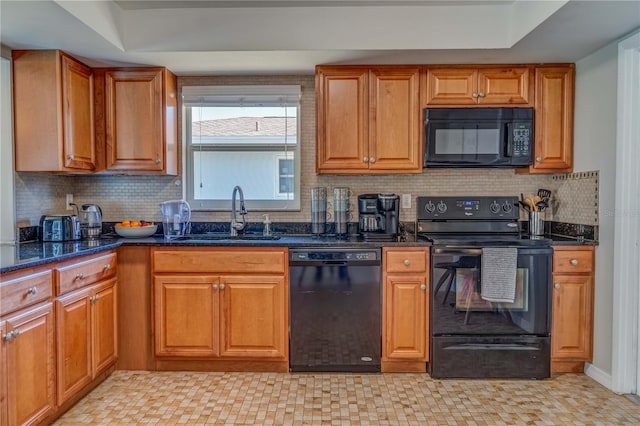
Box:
[1, 0, 638, 75]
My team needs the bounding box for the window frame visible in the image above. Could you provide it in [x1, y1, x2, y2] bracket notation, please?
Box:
[183, 86, 301, 211]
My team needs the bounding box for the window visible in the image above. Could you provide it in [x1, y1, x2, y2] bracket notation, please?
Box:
[183, 85, 301, 210]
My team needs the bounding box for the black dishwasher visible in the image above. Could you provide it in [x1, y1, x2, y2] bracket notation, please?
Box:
[289, 248, 381, 372]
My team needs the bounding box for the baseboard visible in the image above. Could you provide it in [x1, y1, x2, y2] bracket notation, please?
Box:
[584, 362, 613, 391]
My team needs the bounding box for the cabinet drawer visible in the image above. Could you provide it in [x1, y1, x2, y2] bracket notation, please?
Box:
[385, 250, 428, 273]
[153, 249, 286, 274]
[553, 249, 593, 273]
[0, 269, 53, 316]
[56, 252, 117, 295]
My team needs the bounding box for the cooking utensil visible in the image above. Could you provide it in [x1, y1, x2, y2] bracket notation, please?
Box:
[518, 200, 530, 212]
[536, 200, 548, 211]
[537, 188, 552, 200]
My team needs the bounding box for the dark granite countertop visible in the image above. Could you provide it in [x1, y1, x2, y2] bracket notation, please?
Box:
[0, 231, 596, 275]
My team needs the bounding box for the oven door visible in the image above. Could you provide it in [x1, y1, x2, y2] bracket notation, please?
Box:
[431, 247, 552, 336]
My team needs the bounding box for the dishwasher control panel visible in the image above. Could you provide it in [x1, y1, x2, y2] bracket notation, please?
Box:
[290, 249, 380, 262]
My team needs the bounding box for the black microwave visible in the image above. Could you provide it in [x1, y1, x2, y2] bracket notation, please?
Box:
[423, 107, 533, 168]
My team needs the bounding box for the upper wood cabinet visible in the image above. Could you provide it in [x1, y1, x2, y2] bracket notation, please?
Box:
[13, 50, 96, 172]
[316, 66, 422, 174]
[94, 67, 178, 175]
[522, 65, 575, 174]
[424, 66, 533, 106]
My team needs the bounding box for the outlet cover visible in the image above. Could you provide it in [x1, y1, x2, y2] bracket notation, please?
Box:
[66, 194, 73, 210]
[401, 194, 411, 209]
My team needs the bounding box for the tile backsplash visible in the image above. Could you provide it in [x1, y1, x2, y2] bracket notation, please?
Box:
[13, 74, 599, 233]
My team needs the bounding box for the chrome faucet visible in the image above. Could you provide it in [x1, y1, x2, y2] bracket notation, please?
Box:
[230, 185, 247, 236]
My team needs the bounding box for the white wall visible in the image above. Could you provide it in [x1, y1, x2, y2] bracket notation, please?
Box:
[574, 41, 619, 376]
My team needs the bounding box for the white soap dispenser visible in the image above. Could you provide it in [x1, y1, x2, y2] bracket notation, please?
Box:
[262, 214, 272, 237]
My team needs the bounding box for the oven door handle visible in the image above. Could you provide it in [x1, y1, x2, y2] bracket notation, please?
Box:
[432, 248, 483, 255]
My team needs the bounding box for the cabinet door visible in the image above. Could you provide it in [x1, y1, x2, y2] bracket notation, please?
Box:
[56, 287, 92, 404]
[91, 279, 118, 376]
[0, 320, 6, 426]
[425, 68, 477, 105]
[62, 54, 96, 170]
[369, 67, 421, 172]
[531, 66, 574, 172]
[383, 274, 428, 361]
[3, 303, 55, 426]
[153, 275, 218, 357]
[316, 68, 369, 172]
[105, 69, 165, 172]
[477, 67, 532, 105]
[218, 276, 287, 359]
[551, 274, 593, 360]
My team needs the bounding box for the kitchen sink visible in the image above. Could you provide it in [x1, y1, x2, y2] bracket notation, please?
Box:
[179, 233, 281, 241]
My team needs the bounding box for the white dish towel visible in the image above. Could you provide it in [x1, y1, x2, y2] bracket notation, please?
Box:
[481, 247, 518, 303]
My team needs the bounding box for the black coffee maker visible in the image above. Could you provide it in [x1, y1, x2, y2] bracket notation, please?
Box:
[358, 193, 400, 241]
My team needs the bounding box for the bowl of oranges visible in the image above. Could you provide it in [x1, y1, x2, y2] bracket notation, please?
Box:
[114, 220, 158, 238]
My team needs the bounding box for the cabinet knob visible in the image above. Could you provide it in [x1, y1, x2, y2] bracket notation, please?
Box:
[478, 92, 485, 97]
[570, 259, 579, 266]
[67, 154, 74, 160]
[155, 158, 161, 164]
[2, 331, 16, 342]
[212, 284, 219, 290]
[472, 92, 479, 98]
[75, 273, 85, 281]
[404, 259, 410, 266]
[363, 157, 369, 163]
[103, 264, 111, 272]
[536, 156, 542, 162]
[90, 294, 100, 303]
[26, 286, 38, 296]
[554, 283, 560, 289]
[369, 157, 375, 163]
[219, 283, 225, 290]
[420, 284, 427, 291]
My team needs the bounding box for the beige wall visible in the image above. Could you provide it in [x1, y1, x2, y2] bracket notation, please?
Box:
[15, 74, 596, 229]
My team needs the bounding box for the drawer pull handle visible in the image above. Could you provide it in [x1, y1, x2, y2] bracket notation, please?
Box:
[2, 331, 19, 342]
[420, 284, 427, 291]
[570, 259, 579, 266]
[219, 283, 226, 290]
[104, 264, 111, 272]
[75, 273, 85, 281]
[26, 287, 38, 296]
[404, 259, 411, 266]
[554, 283, 560, 289]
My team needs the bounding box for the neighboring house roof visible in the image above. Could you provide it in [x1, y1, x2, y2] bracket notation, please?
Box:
[193, 117, 297, 137]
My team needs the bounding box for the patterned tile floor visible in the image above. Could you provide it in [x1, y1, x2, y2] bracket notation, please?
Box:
[54, 371, 640, 425]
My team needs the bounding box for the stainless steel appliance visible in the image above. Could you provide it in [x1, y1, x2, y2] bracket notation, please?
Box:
[289, 248, 381, 372]
[40, 215, 81, 241]
[358, 193, 399, 241]
[424, 107, 534, 168]
[417, 196, 552, 379]
[79, 204, 102, 240]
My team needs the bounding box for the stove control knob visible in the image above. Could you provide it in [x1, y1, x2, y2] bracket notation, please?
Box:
[502, 201, 513, 213]
[490, 201, 500, 213]
[424, 201, 436, 213]
[437, 201, 447, 213]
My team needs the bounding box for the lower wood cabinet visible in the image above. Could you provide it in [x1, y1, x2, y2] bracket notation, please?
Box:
[382, 247, 430, 372]
[56, 278, 118, 404]
[551, 246, 595, 373]
[152, 248, 288, 368]
[1, 302, 56, 426]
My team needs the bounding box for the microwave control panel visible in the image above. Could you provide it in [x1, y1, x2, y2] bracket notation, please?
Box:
[511, 122, 532, 158]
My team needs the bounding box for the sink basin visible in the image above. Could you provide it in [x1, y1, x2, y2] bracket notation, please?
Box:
[180, 233, 281, 241]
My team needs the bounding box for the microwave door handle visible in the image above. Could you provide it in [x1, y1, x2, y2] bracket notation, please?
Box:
[504, 122, 513, 158]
